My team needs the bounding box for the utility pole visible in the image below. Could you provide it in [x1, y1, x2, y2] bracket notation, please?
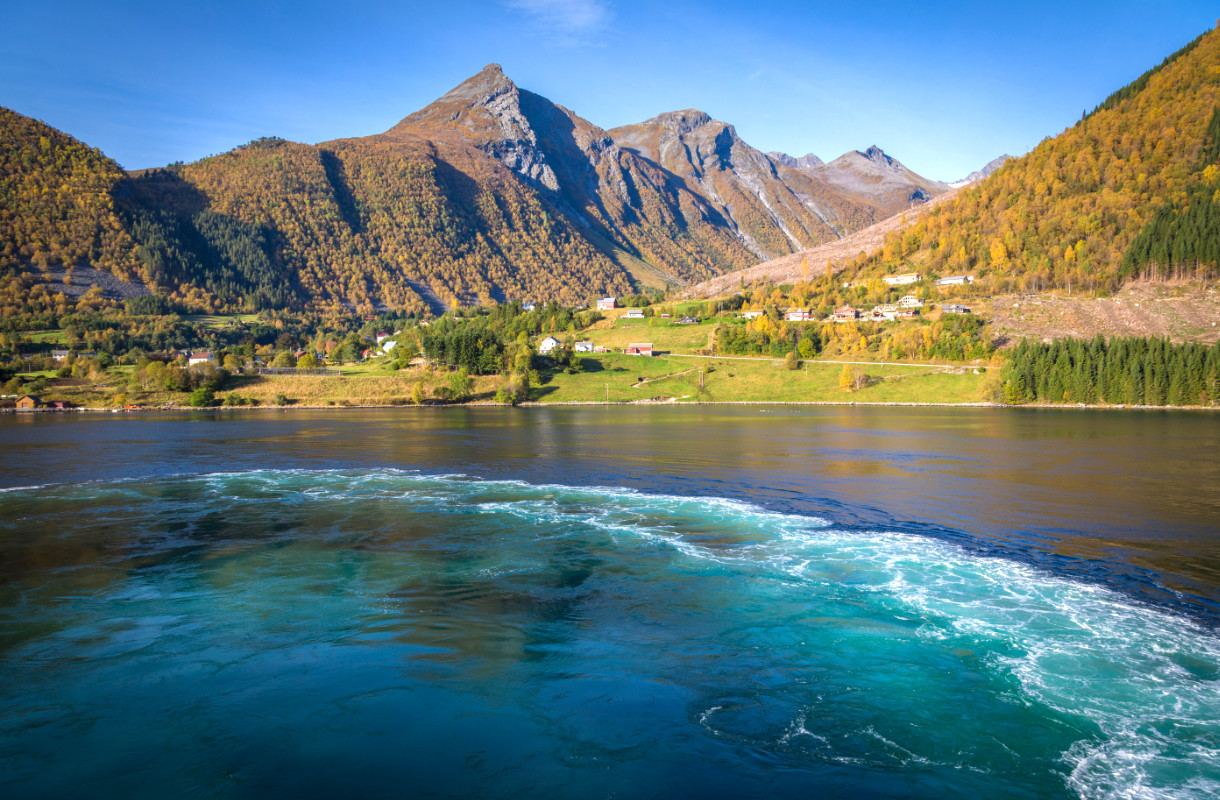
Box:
[605, 383, 608, 404]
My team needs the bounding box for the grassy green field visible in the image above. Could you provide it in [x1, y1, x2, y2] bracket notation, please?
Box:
[570, 320, 718, 354]
[11, 351, 988, 409]
[181, 313, 261, 329]
[534, 354, 988, 404]
[17, 330, 69, 344]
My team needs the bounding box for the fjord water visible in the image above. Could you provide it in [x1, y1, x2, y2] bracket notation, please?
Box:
[1, 408, 1218, 799]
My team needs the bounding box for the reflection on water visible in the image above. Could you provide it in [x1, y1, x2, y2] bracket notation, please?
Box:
[2, 407, 1218, 618]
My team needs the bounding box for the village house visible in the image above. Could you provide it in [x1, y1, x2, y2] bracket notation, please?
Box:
[623, 308, 645, 319]
[678, 316, 700, 324]
[897, 295, 923, 308]
[871, 304, 899, 321]
[187, 351, 215, 366]
[833, 305, 860, 321]
[937, 275, 974, 286]
[574, 341, 594, 352]
[15, 395, 41, 410]
[538, 336, 562, 354]
[942, 304, 971, 314]
[895, 309, 920, 318]
[51, 349, 70, 362]
[740, 311, 763, 320]
[380, 340, 397, 352]
[597, 297, 617, 310]
[521, 302, 537, 312]
[785, 309, 813, 322]
[625, 343, 654, 357]
[883, 273, 920, 286]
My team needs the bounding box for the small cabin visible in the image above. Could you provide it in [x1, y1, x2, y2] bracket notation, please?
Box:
[16, 395, 41, 410]
[625, 343, 654, 357]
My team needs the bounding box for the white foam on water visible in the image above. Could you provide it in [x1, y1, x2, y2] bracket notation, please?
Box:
[10, 468, 1218, 800]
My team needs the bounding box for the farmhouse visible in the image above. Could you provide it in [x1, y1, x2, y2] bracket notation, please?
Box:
[678, 316, 700, 324]
[625, 343, 654, 357]
[942, 304, 971, 314]
[740, 311, 763, 320]
[883, 273, 920, 286]
[936, 275, 974, 286]
[623, 308, 645, 319]
[187, 351, 215, 366]
[51, 349, 70, 362]
[574, 341, 594, 352]
[597, 297, 617, 310]
[538, 336, 562, 354]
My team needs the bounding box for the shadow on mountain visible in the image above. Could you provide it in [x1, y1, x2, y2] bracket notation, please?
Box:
[112, 170, 303, 310]
[319, 149, 363, 234]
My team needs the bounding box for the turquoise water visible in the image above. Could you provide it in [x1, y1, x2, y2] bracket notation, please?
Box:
[3, 466, 1219, 799]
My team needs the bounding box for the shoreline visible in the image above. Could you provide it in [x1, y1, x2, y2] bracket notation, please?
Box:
[5, 400, 1218, 414]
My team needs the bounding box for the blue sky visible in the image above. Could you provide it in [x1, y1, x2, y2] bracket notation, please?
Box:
[1, 1, 1216, 180]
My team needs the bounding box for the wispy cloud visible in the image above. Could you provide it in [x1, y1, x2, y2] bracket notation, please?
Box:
[503, 0, 613, 45]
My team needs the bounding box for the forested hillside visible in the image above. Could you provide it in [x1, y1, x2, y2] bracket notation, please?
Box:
[3, 63, 953, 316]
[847, 27, 1220, 293]
[0, 109, 141, 280]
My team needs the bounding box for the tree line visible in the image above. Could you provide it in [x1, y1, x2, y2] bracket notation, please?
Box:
[1000, 336, 1220, 405]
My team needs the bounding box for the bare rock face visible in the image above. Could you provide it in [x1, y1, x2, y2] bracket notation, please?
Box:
[389, 64, 559, 191]
[382, 66, 949, 284]
[950, 154, 1013, 187]
[813, 145, 952, 214]
[768, 152, 825, 171]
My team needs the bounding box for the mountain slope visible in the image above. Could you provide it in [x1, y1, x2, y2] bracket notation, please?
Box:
[0, 108, 140, 280]
[814, 146, 952, 209]
[608, 110, 879, 259]
[844, 26, 1220, 293]
[2, 64, 956, 314]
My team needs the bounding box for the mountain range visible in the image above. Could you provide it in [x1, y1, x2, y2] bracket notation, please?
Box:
[1, 64, 957, 314]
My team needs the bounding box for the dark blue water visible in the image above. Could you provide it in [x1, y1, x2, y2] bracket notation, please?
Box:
[1, 407, 1218, 798]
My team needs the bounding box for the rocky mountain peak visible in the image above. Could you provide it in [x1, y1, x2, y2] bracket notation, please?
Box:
[860, 145, 895, 168]
[768, 152, 825, 171]
[645, 109, 714, 134]
[438, 63, 514, 104]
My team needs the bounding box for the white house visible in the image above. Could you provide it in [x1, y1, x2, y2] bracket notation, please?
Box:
[740, 311, 763, 320]
[785, 309, 813, 322]
[574, 341, 594, 352]
[937, 275, 974, 286]
[188, 351, 215, 366]
[897, 295, 923, 308]
[522, 302, 536, 312]
[942, 304, 971, 314]
[884, 273, 920, 286]
[538, 336, 562, 354]
[381, 340, 397, 352]
[623, 309, 645, 319]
